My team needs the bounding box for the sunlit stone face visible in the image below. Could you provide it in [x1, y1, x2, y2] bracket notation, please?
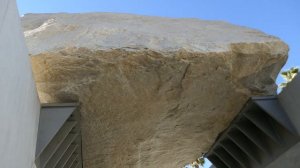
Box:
[22, 13, 288, 168]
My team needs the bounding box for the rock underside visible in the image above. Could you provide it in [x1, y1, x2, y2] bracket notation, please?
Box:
[22, 13, 288, 168]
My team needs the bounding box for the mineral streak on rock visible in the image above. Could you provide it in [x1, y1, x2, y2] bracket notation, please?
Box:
[22, 13, 288, 168]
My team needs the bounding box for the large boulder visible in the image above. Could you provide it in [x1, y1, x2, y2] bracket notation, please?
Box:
[22, 13, 288, 168]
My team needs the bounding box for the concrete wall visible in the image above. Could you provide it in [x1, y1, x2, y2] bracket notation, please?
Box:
[0, 0, 40, 168]
[278, 74, 300, 134]
[266, 142, 300, 168]
[267, 74, 300, 168]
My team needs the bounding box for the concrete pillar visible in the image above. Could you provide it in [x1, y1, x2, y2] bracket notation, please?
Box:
[0, 0, 40, 168]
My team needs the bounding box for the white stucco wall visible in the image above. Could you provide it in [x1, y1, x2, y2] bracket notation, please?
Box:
[0, 0, 40, 168]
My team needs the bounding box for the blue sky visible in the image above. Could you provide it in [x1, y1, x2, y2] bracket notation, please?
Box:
[16, 0, 299, 167]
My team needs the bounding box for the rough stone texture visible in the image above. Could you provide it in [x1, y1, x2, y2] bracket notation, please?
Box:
[21, 13, 288, 168]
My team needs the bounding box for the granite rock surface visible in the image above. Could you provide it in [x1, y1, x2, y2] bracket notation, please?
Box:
[22, 13, 288, 168]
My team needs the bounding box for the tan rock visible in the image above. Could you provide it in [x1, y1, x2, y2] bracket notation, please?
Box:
[22, 13, 288, 168]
